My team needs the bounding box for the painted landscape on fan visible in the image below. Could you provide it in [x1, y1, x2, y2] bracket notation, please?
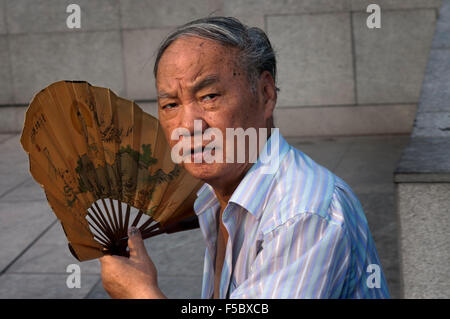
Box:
[21, 81, 202, 261]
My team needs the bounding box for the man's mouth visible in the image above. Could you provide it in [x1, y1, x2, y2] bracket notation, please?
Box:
[188, 145, 217, 163]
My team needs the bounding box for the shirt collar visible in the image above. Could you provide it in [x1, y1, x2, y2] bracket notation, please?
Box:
[194, 129, 290, 219]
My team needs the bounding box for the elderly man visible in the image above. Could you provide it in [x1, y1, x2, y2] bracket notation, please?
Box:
[100, 16, 390, 299]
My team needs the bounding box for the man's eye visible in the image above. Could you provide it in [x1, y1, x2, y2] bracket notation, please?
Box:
[201, 94, 219, 102]
[162, 103, 177, 109]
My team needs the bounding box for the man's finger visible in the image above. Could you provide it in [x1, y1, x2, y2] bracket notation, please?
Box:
[99, 254, 127, 265]
[127, 226, 148, 259]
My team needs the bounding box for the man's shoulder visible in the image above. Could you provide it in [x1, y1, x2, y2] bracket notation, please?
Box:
[258, 144, 353, 235]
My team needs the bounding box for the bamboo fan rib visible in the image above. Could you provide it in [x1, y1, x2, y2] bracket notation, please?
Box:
[85, 199, 179, 257]
[21, 81, 203, 261]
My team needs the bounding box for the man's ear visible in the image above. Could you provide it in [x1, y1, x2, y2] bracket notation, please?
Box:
[259, 71, 277, 123]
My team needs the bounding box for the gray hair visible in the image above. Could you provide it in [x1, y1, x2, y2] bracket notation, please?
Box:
[153, 16, 279, 93]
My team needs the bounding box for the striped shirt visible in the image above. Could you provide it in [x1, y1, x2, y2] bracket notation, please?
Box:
[194, 130, 390, 298]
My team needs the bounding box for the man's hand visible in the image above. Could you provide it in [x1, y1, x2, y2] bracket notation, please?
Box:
[99, 227, 167, 299]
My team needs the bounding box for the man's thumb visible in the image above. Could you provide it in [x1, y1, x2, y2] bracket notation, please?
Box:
[127, 227, 147, 258]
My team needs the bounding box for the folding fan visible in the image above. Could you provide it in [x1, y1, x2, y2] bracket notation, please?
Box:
[20, 81, 203, 261]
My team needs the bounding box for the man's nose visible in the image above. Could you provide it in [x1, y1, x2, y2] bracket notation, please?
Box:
[180, 102, 208, 136]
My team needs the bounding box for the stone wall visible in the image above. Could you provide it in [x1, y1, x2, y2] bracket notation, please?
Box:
[0, 0, 441, 136]
[394, 0, 450, 298]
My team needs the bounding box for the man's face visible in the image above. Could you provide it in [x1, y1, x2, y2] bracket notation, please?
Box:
[156, 36, 273, 184]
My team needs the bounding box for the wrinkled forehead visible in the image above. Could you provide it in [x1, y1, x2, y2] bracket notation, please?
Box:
[155, 36, 242, 88]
